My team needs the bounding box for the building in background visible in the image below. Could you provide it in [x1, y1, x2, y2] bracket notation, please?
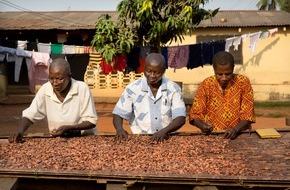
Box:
[0, 10, 290, 102]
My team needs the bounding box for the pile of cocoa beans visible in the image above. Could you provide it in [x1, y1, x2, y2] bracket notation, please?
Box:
[0, 135, 284, 178]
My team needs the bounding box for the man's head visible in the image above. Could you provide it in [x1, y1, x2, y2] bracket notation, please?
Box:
[48, 58, 72, 92]
[212, 51, 235, 89]
[144, 53, 166, 85]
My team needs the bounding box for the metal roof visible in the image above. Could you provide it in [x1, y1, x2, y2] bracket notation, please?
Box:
[0, 10, 290, 30]
[0, 11, 119, 30]
[197, 10, 290, 28]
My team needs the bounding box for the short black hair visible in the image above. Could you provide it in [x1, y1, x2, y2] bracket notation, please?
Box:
[212, 51, 235, 70]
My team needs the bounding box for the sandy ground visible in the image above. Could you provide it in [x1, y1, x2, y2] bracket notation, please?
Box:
[0, 96, 289, 137]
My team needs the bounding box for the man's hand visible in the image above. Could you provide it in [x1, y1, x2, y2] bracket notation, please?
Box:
[115, 129, 129, 142]
[200, 122, 213, 134]
[150, 130, 169, 143]
[8, 132, 23, 143]
[224, 127, 238, 139]
[50, 125, 69, 137]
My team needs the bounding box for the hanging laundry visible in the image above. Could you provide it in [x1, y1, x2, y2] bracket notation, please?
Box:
[260, 31, 269, 39]
[161, 47, 168, 69]
[75, 46, 85, 54]
[201, 42, 214, 65]
[167, 46, 179, 70]
[30, 52, 50, 93]
[232, 37, 242, 51]
[213, 40, 226, 54]
[126, 47, 140, 74]
[17, 40, 28, 50]
[0, 46, 16, 62]
[137, 57, 146, 73]
[0, 54, 5, 62]
[249, 32, 261, 52]
[137, 46, 149, 73]
[225, 37, 235, 52]
[84, 46, 91, 54]
[268, 28, 278, 36]
[176, 45, 189, 69]
[37, 43, 51, 53]
[113, 54, 127, 72]
[187, 44, 202, 69]
[0, 46, 16, 56]
[15, 48, 32, 82]
[100, 57, 114, 75]
[66, 54, 90, 81]
[51, 44, 63, 54]
[167, 45, 189, 71]
[6, 54, 16, 62]
[241, 34, 247, 43]
[62, 45, 75, 54]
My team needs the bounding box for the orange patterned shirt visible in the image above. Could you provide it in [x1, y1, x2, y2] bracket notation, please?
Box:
[189, 74, 255, 130]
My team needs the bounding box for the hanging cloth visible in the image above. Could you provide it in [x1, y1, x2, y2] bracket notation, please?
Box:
[225, 37, 235, 52]
[201, 42, 214, 65]
[51, 44, 63, 54]
[249, 32, 261, 52]
[37, 43, 51, 53]
[100, 57, 114, 75]
[113, 54, 127, 72]
[187, 44, 202, 69]
[17, 40, 28, 50]
[15, 48, 32, 82]
[62, 45, 75, 54]
[161, 47, 168, 69]
[30, 52, 50, 93]
[66, 54, 90, 81]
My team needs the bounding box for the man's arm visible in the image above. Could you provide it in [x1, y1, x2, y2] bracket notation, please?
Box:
[113, 114, 128, 141]
[50, 121, 96, 137]
[189, 118, 213, 134]
[8, 117, 33, 143]
[188, 80, 213, 134]
[224, 77, 255, 139]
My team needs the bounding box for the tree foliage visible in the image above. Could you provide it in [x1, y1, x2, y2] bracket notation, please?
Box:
[91, 14, 136, 62]
[91, 0, 218, 62]
[257, 0, 290, 12]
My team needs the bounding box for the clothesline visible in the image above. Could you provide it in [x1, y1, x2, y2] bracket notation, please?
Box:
[0, 27, 279, 79]
[165, 27, 278, 53]
[0, 27, 278, 56]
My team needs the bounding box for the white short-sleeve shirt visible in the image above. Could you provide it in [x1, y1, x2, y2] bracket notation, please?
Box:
[23, 79, 98, 134]
[112, 77, 186, 134]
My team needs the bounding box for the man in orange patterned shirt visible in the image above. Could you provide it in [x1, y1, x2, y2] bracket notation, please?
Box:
[189, 51, 255, 139]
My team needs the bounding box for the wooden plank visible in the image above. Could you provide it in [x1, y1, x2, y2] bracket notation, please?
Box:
[0, 177, 18, 190]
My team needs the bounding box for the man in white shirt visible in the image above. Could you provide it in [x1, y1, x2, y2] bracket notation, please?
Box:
[9, 58, 98, 143]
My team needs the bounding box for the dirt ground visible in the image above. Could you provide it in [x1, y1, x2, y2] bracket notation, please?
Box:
[0, 95, 289, 137]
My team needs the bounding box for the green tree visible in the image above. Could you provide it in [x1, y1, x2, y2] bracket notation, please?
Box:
[91, 14, 137, 63]
[91, 0, 218, 62]
[257, 0, 290, 12]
